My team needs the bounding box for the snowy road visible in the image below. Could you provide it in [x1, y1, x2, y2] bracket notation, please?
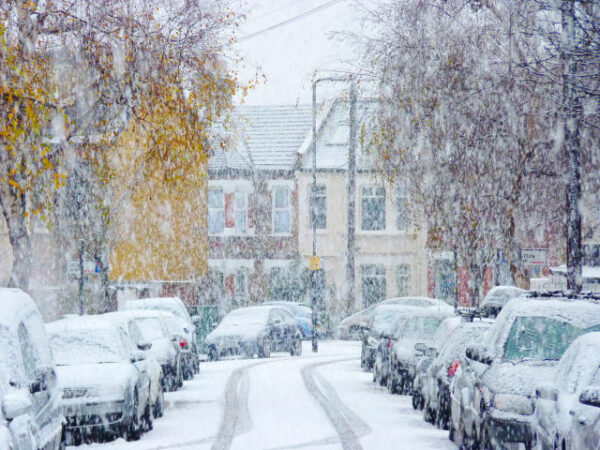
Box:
[73, 341, 455, 450]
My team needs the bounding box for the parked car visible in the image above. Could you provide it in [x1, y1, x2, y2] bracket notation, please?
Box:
[455, 295, 600, 450]
[568, 382, 600, 450]
[0, 288, 63, 450]
[47, 316, 152, 445]
[420, 320, 491, 433]
[161, 314, 197, 380]
[128, 310, 183, 392]
[121, 297, 199, 374]
[534, 332, 600, 450]
[263, 301, 313, 338]
[479, 285, 526, 318]
[337, 296, 453, 340]
[365, 305, 420, 372]
[205, 305, 302, 360]
[102, 312, 165, 420]
[388, 307, 457, 395]
[411, 316, 462, 406]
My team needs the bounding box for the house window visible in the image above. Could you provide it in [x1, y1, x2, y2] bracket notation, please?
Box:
[361, 264, 386, 307]
[269, 267, 283, 299]
[273, 187, 291, 234]
[396, 187, 409, 231]
[235, 270, 247, 299]
[396, 265, 411, 296]
[208, 188, 224, 234]
[361, 186, 386, 231]
[309, 185, 326, 229]
[235, 189, 247, 233]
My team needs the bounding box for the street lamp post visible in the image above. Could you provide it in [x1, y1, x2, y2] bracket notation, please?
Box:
[311, 76, 357, 353]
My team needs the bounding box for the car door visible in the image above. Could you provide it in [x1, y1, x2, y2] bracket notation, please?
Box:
[268, 310, 285, 350]
[118, 328, 149, 410]
[127, 322, 152, 406]
[280, 310, 297, 347]
[17, 312, 62, 449]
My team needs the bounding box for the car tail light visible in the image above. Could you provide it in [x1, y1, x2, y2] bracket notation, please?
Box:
[448, 359, 460, 377]
[386, 339, 391, 349]
[179, 339, 188, 349]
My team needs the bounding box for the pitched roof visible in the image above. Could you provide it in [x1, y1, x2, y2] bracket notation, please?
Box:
[209, 104, 313, 172]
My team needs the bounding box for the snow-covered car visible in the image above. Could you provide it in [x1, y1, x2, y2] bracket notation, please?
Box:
[47, 316, 153, 444]
[205, 305, 302, 360]
[533, 332, 600, 450]
[121, 297, 199, 375]
[568, 383, 600, 450]
[0, 288, 63, 450]
[420, 320, 491, 433]
[411, 316, 461, 406]
[263, 301, 313, 338]
[479, 285, 527, 318]
[363, 304, 420, 371]
[102, 312, 165, 420]
[128, 310, 183, 392]
[336, 296, 453, 340]
[457, 295, 600, 450]
[387, 307, 457, 395]
[161, 314, 197, 380]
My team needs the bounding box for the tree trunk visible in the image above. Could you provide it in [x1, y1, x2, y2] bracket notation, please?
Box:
[562, 1, 583, 293]
[0, 189, 32, 291]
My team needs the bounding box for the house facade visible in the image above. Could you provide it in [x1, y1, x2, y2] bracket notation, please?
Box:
[296, 100, 430, 320]
[205, 105, 312, 311]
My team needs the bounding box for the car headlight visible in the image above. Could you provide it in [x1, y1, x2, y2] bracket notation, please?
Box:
[493, 393, 533, 415]
[367, 336, 379, 347]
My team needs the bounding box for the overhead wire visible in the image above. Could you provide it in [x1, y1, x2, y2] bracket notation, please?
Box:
[236, 0, 345, 43]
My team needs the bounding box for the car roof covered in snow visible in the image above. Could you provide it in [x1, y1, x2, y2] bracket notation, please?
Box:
[0, 288, 42, 329]
[121, 297, 191, 322]
[46, 315, 118, 335]
[484, 297, 600, 356]
[554, 332, 600, 392]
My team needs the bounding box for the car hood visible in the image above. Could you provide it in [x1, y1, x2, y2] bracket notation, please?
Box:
[482, 360, 558, 397]
[56, 362, 136, 399]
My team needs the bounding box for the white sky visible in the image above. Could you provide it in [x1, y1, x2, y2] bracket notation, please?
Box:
[231, 0, 372, 105]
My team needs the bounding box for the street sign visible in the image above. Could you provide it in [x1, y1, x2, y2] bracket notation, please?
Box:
[309, 256, 320, 271]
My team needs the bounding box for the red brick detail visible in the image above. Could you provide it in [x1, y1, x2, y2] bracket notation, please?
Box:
[225, 193, 235, 228]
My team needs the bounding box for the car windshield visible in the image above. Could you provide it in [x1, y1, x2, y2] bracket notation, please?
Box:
[403, 317, 443, 339]
[135, 318, 167, 341]
[503, 316, 600, 362]
[372, 310, 406, 335]
[438, 326, 489, 360]
[50, 328, 129, 365]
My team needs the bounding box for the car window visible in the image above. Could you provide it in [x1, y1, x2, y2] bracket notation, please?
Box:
[135, 318, 168, 341]
[128, 321, 145, 346]
[504, 317, 600, 362]
[18, 322, 39, 381]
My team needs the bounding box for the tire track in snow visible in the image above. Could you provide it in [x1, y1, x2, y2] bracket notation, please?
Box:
[301, 358, 371, 450]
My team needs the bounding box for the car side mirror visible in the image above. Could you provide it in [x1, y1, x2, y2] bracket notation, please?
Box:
[2, 390, 33, 420]
[466, 346, 493, 365]
[414, 342, 427, 354]
[131, 351, 147, 363]
[536, 383, 558, 402]
[137, 340, 152, 351]
[579, 386, 600, 407]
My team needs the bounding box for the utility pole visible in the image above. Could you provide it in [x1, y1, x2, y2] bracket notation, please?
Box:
[311, 75, 356, 352]
[347, 82, 357, 313]
[562, 0, 583, 293]
[78, 239, 85, 315]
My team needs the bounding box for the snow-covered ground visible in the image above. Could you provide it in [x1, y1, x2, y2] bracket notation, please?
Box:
[72, 341, 455, 450]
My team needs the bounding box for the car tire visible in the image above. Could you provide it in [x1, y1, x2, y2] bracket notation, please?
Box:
[387, 370, 399, 394]
[424, 402, 436, 424]
[479, 421, 492, 450]
[177, 359, 184, 388]
[208, 346, 219, 361]
[125, 390, 142, 441]
[412, 391, 421, 410]
[258, 338, 271, 358]
[459, 416, 476, 450]
[143, 387, 153, 432]
[154, 381, 165, 418]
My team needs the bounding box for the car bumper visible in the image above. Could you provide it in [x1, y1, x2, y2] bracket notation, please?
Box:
[63, 399, 130, 431]
[485, 410, 534, 445]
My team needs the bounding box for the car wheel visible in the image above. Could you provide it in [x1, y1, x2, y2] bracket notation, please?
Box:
[258, 338, 271, 358]
[479, 421, 492, 450]
[424, 402, 436, 424]
[436, 393, 449, 430]
[411, 391, 421, 410]
[177, 359, 184, 388]
[387, 370, 399, 394]
[459, 417, 476, 450]
[208, 346, 219, 361]
[125, 390, 142, 441]
[143, 387, 153, 431]
[154, 381, 165, 418]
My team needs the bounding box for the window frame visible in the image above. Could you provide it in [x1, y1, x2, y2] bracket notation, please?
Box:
[361, 186, 386, 231]
[309, 184, 327, 230]
[396, 264, 411, 297]
[272, 187, 292, 235]
[208, 188, 225, 234]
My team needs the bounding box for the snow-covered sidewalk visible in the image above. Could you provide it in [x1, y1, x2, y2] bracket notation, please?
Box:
[71, 341, 455, 450]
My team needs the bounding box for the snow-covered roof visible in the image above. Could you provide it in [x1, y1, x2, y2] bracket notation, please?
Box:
[299, 100, 377, 171]
[209, 104, 313, 172]
[120, 297, 191, 323]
